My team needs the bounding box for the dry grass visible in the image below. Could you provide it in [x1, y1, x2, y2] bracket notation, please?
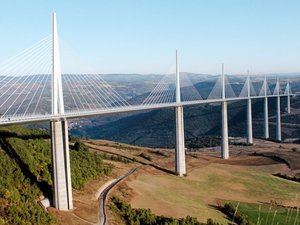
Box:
[52, 138, 300, 224]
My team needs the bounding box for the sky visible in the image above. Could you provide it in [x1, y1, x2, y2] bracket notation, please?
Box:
[0, 0, 300, 75]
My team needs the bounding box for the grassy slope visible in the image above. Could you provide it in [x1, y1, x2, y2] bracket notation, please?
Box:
[233, 202, 300, 225]
[127, 163, 300, 223]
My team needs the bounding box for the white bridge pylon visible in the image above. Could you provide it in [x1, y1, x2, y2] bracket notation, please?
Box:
[0, 13, 295, 211]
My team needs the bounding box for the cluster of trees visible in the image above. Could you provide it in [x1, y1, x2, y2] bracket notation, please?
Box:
[111, 196, 221, 225]
[71, 141, 113, 189]
[0, 146, 55, 225]
[186, 136, 221, 150]
[0, 126, 114, 224]
[273, 172, 300, 183]
[222, 203, 252, 225]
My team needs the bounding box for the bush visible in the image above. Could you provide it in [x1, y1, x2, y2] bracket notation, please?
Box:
[74, 141, 88, 152]
[206, 218, 221, 225]
[186, 136, 221, 149]
[111, 196, 204, 225]
[139, 153, 152, 161]
[222, 203, 252, 225]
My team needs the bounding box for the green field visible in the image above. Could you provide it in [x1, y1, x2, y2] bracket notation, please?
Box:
[127, 161, 300, 223]
[233, 202, 300, 225]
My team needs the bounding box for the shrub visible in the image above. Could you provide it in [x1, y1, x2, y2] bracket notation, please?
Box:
[111, 196, 203, 225]
[74, 141, 88, 152]
[139, 153, 152, 161]
[222, 203, 252, 225]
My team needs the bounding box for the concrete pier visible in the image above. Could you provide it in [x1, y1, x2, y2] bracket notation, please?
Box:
[174, 50, 186, 176]
[264, 97, 269, 139]
[50, 13, 73, 210]
[276, 96, 282, 141]
[175, 106, 186, 176]
[286, 80, 291, 113]
[221, 101, 229, 159]
[287, 94, 291, 113]
[247, 98, 253, 144]
[221, 64, 229, 159]
[51, 119, 73, 210]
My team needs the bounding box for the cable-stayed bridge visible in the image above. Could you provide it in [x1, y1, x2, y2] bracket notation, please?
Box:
[0, 13, 295, 211]
[0, 38, 292, 124]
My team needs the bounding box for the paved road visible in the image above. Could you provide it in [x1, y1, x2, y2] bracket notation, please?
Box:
[99, 166, 143, 225]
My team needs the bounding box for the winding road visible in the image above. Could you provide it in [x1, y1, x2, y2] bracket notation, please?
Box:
[98, 166, 143, 225]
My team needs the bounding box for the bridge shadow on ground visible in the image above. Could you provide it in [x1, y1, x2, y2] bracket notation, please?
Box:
[86, 144, 175, 175]
[0, 130, 50, 140]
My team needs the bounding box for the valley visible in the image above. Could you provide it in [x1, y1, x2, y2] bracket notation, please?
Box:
[54, 137, 300, 224]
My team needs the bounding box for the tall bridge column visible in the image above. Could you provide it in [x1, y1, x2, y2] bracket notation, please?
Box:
[246, 72, 253, 144]
[221, 64, 229, 159]
[221, 101, 229, 159]
[51, 119, 73, 210]
[286, 80, 291, 113]
[175, 106, 186, 176]
[247, 98, 253, 144]
[264, 97, 269, 139]
[51, 12, 73, 210]
[276, 96, 282, 141]
[174, 50, 186, 176]
[287, 94, 291, 113]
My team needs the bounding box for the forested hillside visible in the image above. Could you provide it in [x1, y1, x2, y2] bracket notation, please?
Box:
[0, 125, 112, 225]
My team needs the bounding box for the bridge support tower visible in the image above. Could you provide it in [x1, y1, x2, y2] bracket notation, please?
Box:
[51, 119, 73, 210]
[287, 94, 291, 113]
[275, 78, 282, 141]
[264, 97, 269, 139]
[221, 101, 229, 159]
[247, 98, 253, 144]
[50, 12, 73, 210]
[287, 80, 291, 113]
[175, 106, 186, 176]
[276, 96, 281, 141]
[246, 73, 253, 145]
[221, 64, 229, 159]
[175, 50, 186, 176]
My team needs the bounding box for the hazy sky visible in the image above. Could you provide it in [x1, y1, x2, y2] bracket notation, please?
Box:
[0, 0, 300, 74]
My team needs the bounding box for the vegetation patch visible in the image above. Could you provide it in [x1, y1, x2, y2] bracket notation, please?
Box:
[221, 202, 252, 225]
[0, 126, 113, 224]
[0, 145, 56, 225]
[186, 136, 221, 150]
[110, 196, 221, 225]
[70, 141, 113, 189]
[92, 141, 142, 151]
[138, 152, 152, 161]
[273, 173, 300, 183]
[100, 152, 132, 163]
[252, 152, 291, 168]
[225, 202, 300, 225]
